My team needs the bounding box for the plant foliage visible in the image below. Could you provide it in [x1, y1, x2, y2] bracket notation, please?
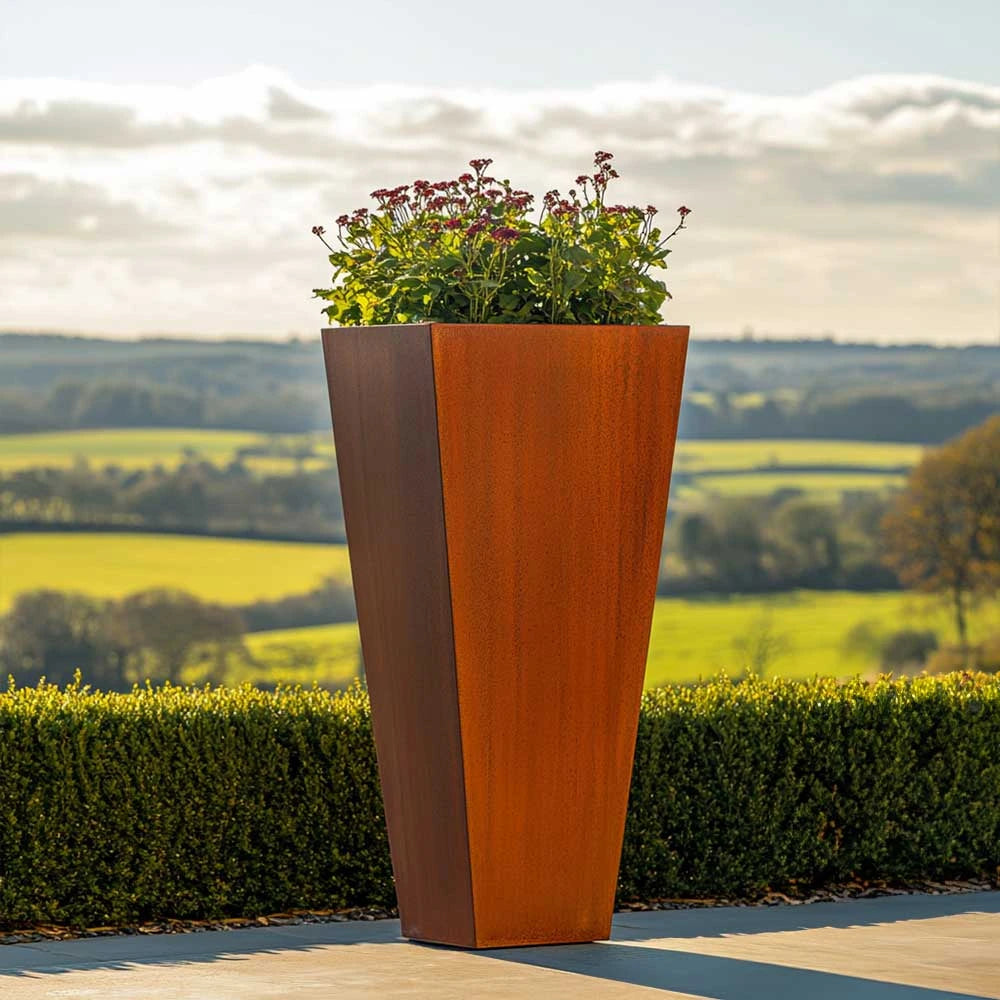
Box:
[312, 153, 691, 326]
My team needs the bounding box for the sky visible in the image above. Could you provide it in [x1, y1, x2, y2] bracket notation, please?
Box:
[1, 0, 998, 343]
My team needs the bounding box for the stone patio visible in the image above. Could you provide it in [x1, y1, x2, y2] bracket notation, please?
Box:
[1, 891, 997, 998]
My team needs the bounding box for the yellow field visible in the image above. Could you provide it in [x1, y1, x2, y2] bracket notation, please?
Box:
[1, 431, 918, 476]
[236, 591, 999, 690]
[0, 429, 924, 502]
[0, 533, 351, 612]
[235, 622, 362, 688]
[0, 429, 335, 474]
[643, 591, 997, 685]
[690, 471, 907, 498]
[672, 440, 923, 473]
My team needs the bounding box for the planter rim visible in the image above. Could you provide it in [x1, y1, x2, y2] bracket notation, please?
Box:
[321, 321, 689, 333]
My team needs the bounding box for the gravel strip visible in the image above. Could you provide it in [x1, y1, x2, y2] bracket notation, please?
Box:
[2, 877, 997, 945]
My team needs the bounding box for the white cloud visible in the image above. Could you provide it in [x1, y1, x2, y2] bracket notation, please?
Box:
[0, 68, 997, 342]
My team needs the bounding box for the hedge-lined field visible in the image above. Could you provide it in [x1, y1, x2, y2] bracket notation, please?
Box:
[0, 429, 269, 472]
[643, 591, 999, 685]
[0, 429, 919, 502]
[0, 428, 337, 474]
[674, 439, 922, 472]
[240, 622, 361, 688]
[227, 592, 1000, 689]
[690, 471, 906, 498]
[0, 430, 920, 476]
[0, 533, 351, 612]
[0, 675, 996, 927]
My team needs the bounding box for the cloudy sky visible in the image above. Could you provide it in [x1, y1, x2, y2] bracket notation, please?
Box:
[1, 0, 997, 343]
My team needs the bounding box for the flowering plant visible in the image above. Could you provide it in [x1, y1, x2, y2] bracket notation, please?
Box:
[312, 152, 690, 326]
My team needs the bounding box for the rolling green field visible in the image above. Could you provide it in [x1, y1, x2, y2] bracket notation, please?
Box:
[0, 429, 335, 474]
[674, 439, 920, 498]
[0, 429, 264, 471]
[642, 591, 997, 685]
[237, 622, 362, 688]
[690, 471, 907, 497]
[673, 439, 922, 472]
[233, 592, 999, 690]
[0, 429, 922, 500]
[4, 530, 996, 687]
[0, 533, 351, 612]
[0, 431, 920, 475]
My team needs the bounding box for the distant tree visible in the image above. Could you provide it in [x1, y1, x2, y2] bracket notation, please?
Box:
[127, 471, 209, 524]
[714, 501, 769, 590]
[677, 513, 720, 577]
[732, 616, 789, 680]
[880, 629, 938, 671]
[740, 399, 788, 438]
[0, 388, 48, 432]
[0, 590, 125, 688]
[238, 576, 356, 632]
[107, 589, 247, 684]
[771, 499, 841, 583]
[46, 380, 87, 421]
[882, 415, 1000, 651]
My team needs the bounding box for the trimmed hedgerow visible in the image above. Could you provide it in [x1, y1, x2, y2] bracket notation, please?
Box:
[1, 674, 998, 928]
[621, 674, 1000, 899]
[0, 682, 391, 927]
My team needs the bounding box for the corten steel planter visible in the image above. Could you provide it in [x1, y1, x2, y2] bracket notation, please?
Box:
[322, 322, 688, 948]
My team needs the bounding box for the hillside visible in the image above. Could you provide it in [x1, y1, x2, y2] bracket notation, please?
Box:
[2, 333, 996, 442]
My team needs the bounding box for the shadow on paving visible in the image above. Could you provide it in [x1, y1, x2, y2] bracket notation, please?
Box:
[0, 919, 400, 978]
[609, 889, 1000, 941]
[0, 890, 996, 998]
[481, 942, 993, 999]
[472, 893, 1000, 1000]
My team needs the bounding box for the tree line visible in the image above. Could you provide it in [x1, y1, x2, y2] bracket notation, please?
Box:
[0, 460, 345, 540]
[3, 459, 902, 595]
[679, 392, 997, 444]
[0, 578, 356, 691]
[0, 380, 329, 436]
[663, 492, 897, 595]
[1, 377, 996, 443]
[3, 416, 998, 688]
[669, 415, 1000, 660]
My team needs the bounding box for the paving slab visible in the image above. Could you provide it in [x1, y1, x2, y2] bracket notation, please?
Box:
[1, 891, 997, 998]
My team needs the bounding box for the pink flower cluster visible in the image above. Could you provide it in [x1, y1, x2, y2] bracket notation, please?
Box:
[312, 149, 693, 327]
[313, 152, 691, 254]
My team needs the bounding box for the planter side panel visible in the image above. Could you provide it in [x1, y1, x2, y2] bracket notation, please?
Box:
[322, 325, 475, 947]
[431, 323, 688, 947]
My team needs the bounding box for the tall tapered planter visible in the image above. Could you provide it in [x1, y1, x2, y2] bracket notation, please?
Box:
[322, 322, 688, 948]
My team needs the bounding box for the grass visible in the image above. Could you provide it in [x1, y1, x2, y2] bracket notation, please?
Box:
[232, 592, 1000, 690]
[4, 526, 996, 686]
[0, 429, 335, 474]
[690, 471, 907, 498]
[672, 439, 923, 473]
[0, 430, 922, 501]
[1, 431, 919, 476]
[234, 622, 362, 688]
[0, 533, 351, 612]
[0, 429, 263, 471]
[643, 591, 998, 686]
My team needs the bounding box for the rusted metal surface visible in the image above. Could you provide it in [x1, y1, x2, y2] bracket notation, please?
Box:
[431, 324, 688, 947]
[323, 322, 688, 949]
[321, 324, 476, 948]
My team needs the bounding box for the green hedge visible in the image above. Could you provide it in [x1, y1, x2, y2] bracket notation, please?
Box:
[0, 683, 392, 926]
[622, 674, 1000, 899]
[1, 675, 998, 927]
